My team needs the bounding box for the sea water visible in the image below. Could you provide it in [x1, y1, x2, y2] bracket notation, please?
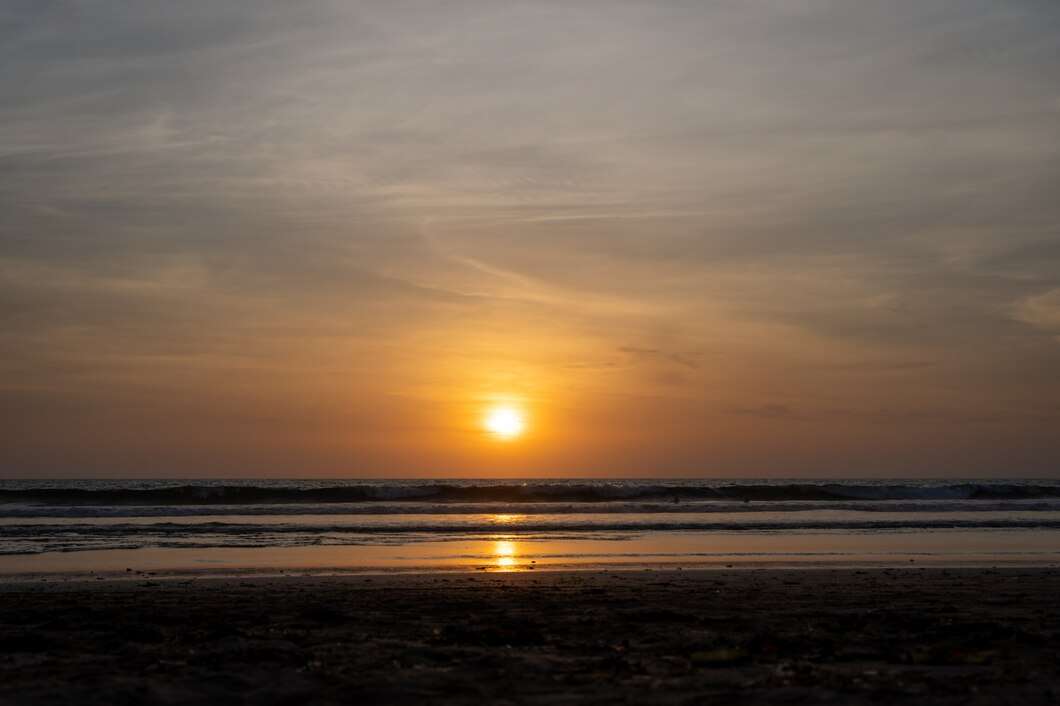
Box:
[2, 478, 1059, 575]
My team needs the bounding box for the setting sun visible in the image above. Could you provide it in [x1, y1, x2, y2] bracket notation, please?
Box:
[483, 406, 526, 440]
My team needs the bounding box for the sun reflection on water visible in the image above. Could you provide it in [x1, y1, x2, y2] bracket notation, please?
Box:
[493, 539, 518, 571]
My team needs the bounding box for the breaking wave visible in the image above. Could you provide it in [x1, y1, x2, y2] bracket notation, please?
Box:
[4, 517, 1060, 555]
[3, 481, 1060, 506]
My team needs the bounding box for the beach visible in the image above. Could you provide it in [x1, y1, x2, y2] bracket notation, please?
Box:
[2, 567, 1059, 705]
[7, 0, 1060, 702]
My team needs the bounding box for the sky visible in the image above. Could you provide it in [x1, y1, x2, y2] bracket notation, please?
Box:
[2, 0, 1060, 478]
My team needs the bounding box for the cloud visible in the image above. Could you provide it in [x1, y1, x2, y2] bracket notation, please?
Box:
[725, 404, 799, 420]
[618, 347, 700, 370]
[1015, 289, 1060, 338]
[2, 0, 1060, 474]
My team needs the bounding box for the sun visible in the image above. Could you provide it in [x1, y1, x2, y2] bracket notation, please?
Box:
[483, 405, 526, 440]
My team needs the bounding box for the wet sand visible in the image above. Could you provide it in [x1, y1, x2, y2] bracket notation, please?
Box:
[2, 568, 1059, 705]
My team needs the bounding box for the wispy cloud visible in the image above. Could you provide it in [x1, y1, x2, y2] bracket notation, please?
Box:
[2, 0, 1059, 475]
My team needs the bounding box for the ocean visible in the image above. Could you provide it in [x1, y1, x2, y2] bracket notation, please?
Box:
[3, 478, 1060, 575]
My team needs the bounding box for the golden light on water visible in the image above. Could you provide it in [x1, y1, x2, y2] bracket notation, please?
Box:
[483, 405, 526, 440]
[494, 539, 517, 569]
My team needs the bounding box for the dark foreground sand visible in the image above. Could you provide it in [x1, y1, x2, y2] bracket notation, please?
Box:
[2, 568, 1059, 705]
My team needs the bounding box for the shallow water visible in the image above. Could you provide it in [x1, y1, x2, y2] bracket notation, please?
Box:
[3, 529, 1060, 577]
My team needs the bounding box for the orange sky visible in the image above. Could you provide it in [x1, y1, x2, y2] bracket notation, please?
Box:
[2, 1, 1060, 477]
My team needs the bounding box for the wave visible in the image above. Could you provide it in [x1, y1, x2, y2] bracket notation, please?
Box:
[4, 500, 1060, 518]
[3, 482, 1060, 506]
[4, 517, 1060, 538]
[4, 517, 1060, 555]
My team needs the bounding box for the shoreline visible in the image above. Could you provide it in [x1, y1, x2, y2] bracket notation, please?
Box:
[5, 526, 1060, 578]
[3, 567, 1059, 704]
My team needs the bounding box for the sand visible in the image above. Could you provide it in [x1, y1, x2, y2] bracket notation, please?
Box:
[1, 568, 1059, 705]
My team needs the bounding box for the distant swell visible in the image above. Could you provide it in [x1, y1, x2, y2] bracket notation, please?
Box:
[3, 482, 1060, 506]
